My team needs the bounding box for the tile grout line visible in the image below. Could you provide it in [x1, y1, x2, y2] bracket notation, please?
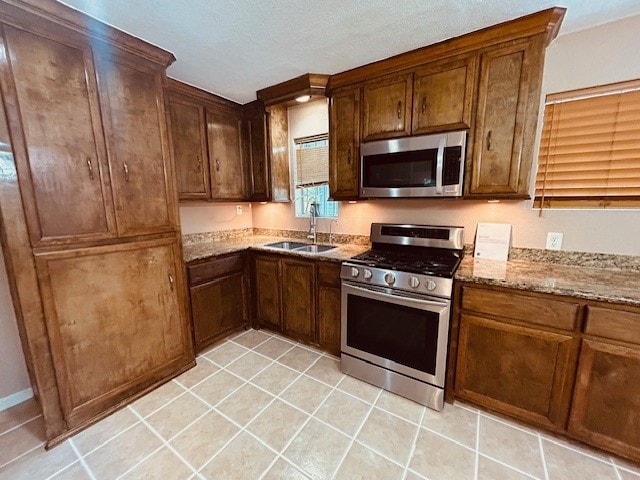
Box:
[401, 404, 427, 479]
[540, 433, 622, 466]
[474, 410, 480, 480]
[538, 433, 550, 480]
[329, 388, 384, 480]
[68, 438, 98, 480]
[0, 414, 43, 438]
[477, 452, 542, 480]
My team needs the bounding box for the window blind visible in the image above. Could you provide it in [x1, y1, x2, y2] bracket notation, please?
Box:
[294, 134, 329, 187]
[534, 79, 640, 208]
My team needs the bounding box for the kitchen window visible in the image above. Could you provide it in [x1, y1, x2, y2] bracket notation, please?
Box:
[293, 134, 338, 217]
[534, 78, 640, 209]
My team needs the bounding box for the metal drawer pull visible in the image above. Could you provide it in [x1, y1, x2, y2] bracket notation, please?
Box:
[421, 97, 427, 114]
[168, 274, 175, 291]
[86, 157, 94, 180]
[216, 158, 220, 171]
[397, 101, 402, 119]
[123, 162, 130, 182]
[486, 130, 492, 151]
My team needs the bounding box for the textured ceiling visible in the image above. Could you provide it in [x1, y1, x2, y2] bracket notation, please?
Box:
[60, 0, 640, 104]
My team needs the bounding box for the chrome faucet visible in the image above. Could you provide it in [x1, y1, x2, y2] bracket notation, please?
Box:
[307, 202, 317, 244]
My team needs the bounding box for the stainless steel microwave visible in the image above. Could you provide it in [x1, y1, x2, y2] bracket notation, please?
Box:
[360, 130, 466, 198]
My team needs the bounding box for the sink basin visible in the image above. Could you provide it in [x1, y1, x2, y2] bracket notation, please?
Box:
[265, 241, 310, 250]
[295, 244, 336, 253]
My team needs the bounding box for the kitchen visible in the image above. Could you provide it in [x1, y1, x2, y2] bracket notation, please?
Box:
[1, 0, 640, 479]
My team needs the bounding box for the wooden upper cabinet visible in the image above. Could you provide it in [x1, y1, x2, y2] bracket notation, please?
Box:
[168, 96, 209, 200]
[206, 106, 245, 200]
[267, 105, 291, 202]
[0, 25, 116, 246]
[412, 55, 477, 134]
[362, 73, 413, 141]
[34, 238, 192, 427]
[96, 56, 175, 236]
[243, 101, 270, 201]
[467, 37, 544, 198]
[329, 87, 361, 199]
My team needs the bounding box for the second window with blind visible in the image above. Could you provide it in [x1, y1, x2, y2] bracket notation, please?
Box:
[293, 134, 338, 218]
[535, 78, 640, 209]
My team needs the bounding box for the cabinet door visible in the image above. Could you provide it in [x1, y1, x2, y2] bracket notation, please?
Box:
[244, 102, 270, 201]
[254, 255, 281, 331]
[412, 56, 477, 134]
[468, 39, 538, 197]
[568, 340, 640, 462]
[0, 25, 116, 246]
[329, 87, 361, 199]
[282, 258, 316, 343]
[317, 262, 341, 355]
[456, 314, 579, 431]
[168, 96, 210, 200]
[268, 105, 291, 202]
[207, 106, 245, 200]
[362, 73, 412, 141]
[96, 56, 175, 236]
[34, 239, 192, 428]
[191, 271, 247, 351]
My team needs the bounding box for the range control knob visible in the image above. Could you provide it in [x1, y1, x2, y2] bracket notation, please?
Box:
[363, 269, 373, 280]
[426, 280, 437, 291]
[409, 276, 420, 288]
[350, 267, 360, 278]
[384, 273, 396, 285]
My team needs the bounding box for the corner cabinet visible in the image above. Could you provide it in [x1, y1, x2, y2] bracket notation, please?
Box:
[0, 1, 194, 446]
[466, 36, 546, 198]
[329, 87, 361, 200]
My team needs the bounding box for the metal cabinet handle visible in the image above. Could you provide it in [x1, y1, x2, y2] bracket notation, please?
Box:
[86, 157, 94, 180]
[216, 158, 220, 172]
[486, 130, 492, 151]
[168, 274, 175, 291]
[421, 97, 427, 115]
[397, 101, 402, 119]
[123, 162, 129, 182]
[196, 156, 202, 171]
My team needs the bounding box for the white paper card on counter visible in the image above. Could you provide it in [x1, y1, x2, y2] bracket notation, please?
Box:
[474, 223, 512, 261]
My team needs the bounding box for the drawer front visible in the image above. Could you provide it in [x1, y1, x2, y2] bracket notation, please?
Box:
[317, 262, 341, 287]
[188, 254, 245, 285]
[584, 306, 640, 345]
[461, 285, 579, 331]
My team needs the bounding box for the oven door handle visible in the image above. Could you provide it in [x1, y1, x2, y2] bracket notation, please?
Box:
[435, 136, 445, 195]
[344, 282, 449, 310]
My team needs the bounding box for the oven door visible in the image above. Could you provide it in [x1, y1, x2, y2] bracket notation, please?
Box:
[341, 281, 451, 387]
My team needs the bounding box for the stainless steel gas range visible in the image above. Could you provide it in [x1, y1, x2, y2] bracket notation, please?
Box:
[340, 223, 464, 411]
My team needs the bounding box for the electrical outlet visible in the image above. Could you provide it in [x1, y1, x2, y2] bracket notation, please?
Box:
[546, 232, 563, 250]
[236, 205, 243, 215]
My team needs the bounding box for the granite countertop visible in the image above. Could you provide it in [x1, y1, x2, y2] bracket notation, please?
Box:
[183, 234, 370, 264]
[455, 255, 640, 307]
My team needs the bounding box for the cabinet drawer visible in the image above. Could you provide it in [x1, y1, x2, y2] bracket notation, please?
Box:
[317, 262, 341, 287]
[187, 254, 245, 285]
[461, 285, 579, 331]
[584, 306, 640, 345]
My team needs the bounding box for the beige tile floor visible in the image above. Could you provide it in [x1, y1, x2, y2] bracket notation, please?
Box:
[1, 328, 640, 480]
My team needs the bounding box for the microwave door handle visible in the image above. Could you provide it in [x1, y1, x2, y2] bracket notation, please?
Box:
[435, 137, 445, 195]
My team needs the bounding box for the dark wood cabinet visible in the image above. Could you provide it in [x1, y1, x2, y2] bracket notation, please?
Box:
[243, 100, 270, 201]
[253, 255, 282, 331]
[281, 258, 316, 343]
[329, 87, 361, 200]
[187, 253, 248, 351]
[411, 55, 477, 134]
[466, 36, 545, 198]
[267, 104, 291, 202]
[316, 262, 341, 356]
[206, 106, 245, 200]
[568, 306, 640, 463]
[362, 73, 413, 141]
[168, 96, 209, 200]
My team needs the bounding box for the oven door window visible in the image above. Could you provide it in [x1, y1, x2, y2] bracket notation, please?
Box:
[345, 290, 442, 377]
[362, 149, 437, 188]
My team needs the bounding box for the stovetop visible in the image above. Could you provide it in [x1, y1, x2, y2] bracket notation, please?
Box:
[349, 246, 463, 278]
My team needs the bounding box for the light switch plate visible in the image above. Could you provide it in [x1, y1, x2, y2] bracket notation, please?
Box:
[546, 232, 563, 250]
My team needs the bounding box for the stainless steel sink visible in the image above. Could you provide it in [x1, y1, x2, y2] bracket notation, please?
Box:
[265, 241, 310, 250]
[264, 241, 336, 254]
[295, 244, 336, 253]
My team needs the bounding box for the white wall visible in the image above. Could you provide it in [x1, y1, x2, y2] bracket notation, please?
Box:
[252, 14, 640, 255]
[179, 202, 253, 234]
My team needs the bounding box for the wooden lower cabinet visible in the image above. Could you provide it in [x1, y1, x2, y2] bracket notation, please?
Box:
[317, 262, 341, 356]
[281, 258, 316, 343]
[188, 253, 248, 351]
[34, 238, 192, 428]
[253, 255, 282, 331]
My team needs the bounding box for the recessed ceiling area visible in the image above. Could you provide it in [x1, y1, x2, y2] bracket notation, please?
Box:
[61, 0, 640, 104]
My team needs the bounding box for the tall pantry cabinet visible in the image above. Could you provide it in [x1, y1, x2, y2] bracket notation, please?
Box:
[0, 0, 194, 445]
